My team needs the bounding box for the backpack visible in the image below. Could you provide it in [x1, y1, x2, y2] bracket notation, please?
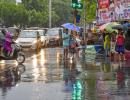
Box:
[116, 34, 124, 46]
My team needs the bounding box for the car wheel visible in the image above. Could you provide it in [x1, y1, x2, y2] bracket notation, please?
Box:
[16, 52, 25, 64]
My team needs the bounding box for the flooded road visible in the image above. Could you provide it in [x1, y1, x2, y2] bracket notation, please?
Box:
[0, 48, 130, 100]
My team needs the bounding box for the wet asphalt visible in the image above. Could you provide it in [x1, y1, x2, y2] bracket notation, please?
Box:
[0, 47, 130, 100]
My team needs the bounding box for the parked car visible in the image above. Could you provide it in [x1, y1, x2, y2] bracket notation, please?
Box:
[16, 30, 42, 51]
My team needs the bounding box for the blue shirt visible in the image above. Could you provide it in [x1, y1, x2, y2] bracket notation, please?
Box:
[62, 33, 70, 47]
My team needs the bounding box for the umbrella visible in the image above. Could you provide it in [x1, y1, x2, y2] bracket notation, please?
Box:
[99, 22, 120, 32]
[61, 23, 81, 32]
[112, 25, 127, 30]
[112, 23, 130, 29]
[123, 23, 130, 27]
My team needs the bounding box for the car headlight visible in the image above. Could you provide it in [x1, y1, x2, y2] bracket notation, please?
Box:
[33, 40, 37, 44]
[56, 36, 59, 39]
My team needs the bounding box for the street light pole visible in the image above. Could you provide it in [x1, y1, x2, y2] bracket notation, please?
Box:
[49, 0, 52, 28]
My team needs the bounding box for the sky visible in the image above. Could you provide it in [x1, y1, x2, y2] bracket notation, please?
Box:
[16, 0, 21, 3]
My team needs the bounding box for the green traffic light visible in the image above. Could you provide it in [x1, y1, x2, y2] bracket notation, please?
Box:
[77, 3, 83, 9]
[71, 3, 83, 9]
[78, 4, 81, 7]
[72, 3, 77, 8]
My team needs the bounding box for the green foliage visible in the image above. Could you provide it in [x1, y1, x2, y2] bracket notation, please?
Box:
[22, 0, 48, 12]
[0, 0, 16, 3]
[0, 0, 48, 27]
[0, 0, 74, 27]
[0, 2, 28, 27]
[86, 0, 97, 22]
[52, 0, 72, 26]
[81, 0, 97, 23]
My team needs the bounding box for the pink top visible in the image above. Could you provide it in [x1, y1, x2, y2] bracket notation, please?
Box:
[4, 32, 12, 52]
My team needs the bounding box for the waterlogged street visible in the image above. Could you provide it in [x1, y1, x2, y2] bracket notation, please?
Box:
[1, 0, 130, 100]
[0, 48, 130, 100]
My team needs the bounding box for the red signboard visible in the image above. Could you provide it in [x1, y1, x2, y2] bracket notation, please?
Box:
[98, 0, 110, 9]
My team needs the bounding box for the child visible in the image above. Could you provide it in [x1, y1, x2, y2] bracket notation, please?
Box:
[116, 29, 126, 61]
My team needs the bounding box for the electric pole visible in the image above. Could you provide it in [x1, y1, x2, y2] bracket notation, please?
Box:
[49, 0, 52, 28]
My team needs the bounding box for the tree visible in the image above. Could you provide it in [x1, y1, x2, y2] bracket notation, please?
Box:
[0, 0, 74, 27]
[81, 0, 97, 23]
[21, 0, 48, 27]
[52, 0, 72, 26]
[0, 0, 16, 3]
[0, 2, 28, 27]
[22, 0, 48, 12]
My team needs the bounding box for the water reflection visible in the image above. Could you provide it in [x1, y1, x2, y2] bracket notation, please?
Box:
[116, 66, 125, 90]
[33, 50, 47, 67]
[0, 64, 25, 97]
[115, 61, 130, 94]
[105, 61, 130, 99]
[63, 61, 76, 92]
[32, 52, 47, 82]
[63, 60, 84, 100]
[29, 49, 63, 82]
[72, 79, 83, 100]
[101, 58, 111, 73]
[0, 60, 5, 65]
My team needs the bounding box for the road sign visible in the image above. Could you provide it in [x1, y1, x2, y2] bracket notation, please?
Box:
[71, 0, 83, 9]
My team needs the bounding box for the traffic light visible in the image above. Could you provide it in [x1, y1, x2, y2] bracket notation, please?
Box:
[72, 0, 78, 3]
[72, 0, 78, 8]
[71, 0, 83, 9]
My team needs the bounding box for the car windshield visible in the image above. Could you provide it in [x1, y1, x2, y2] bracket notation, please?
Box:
[20, 31, 37, 38]
[46, 29, 59, 36]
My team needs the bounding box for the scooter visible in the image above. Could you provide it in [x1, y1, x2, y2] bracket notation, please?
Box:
[0, 41, 25, 64]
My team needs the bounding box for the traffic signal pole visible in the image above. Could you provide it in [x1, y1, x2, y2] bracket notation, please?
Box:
[73, 9, 77, 35]
[71, 0, 83, 35]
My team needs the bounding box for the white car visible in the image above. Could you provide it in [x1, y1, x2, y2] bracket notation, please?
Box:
[16, 30, 42, 51]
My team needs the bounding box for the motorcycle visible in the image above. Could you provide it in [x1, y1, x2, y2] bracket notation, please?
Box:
[0, 41, 25, 64]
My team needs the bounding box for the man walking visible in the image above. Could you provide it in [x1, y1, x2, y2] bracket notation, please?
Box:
[62, 29, 70, 59]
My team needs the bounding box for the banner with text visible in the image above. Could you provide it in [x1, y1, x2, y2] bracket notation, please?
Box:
[114, 0, 130, 20]
[97, 0, 130, 25]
